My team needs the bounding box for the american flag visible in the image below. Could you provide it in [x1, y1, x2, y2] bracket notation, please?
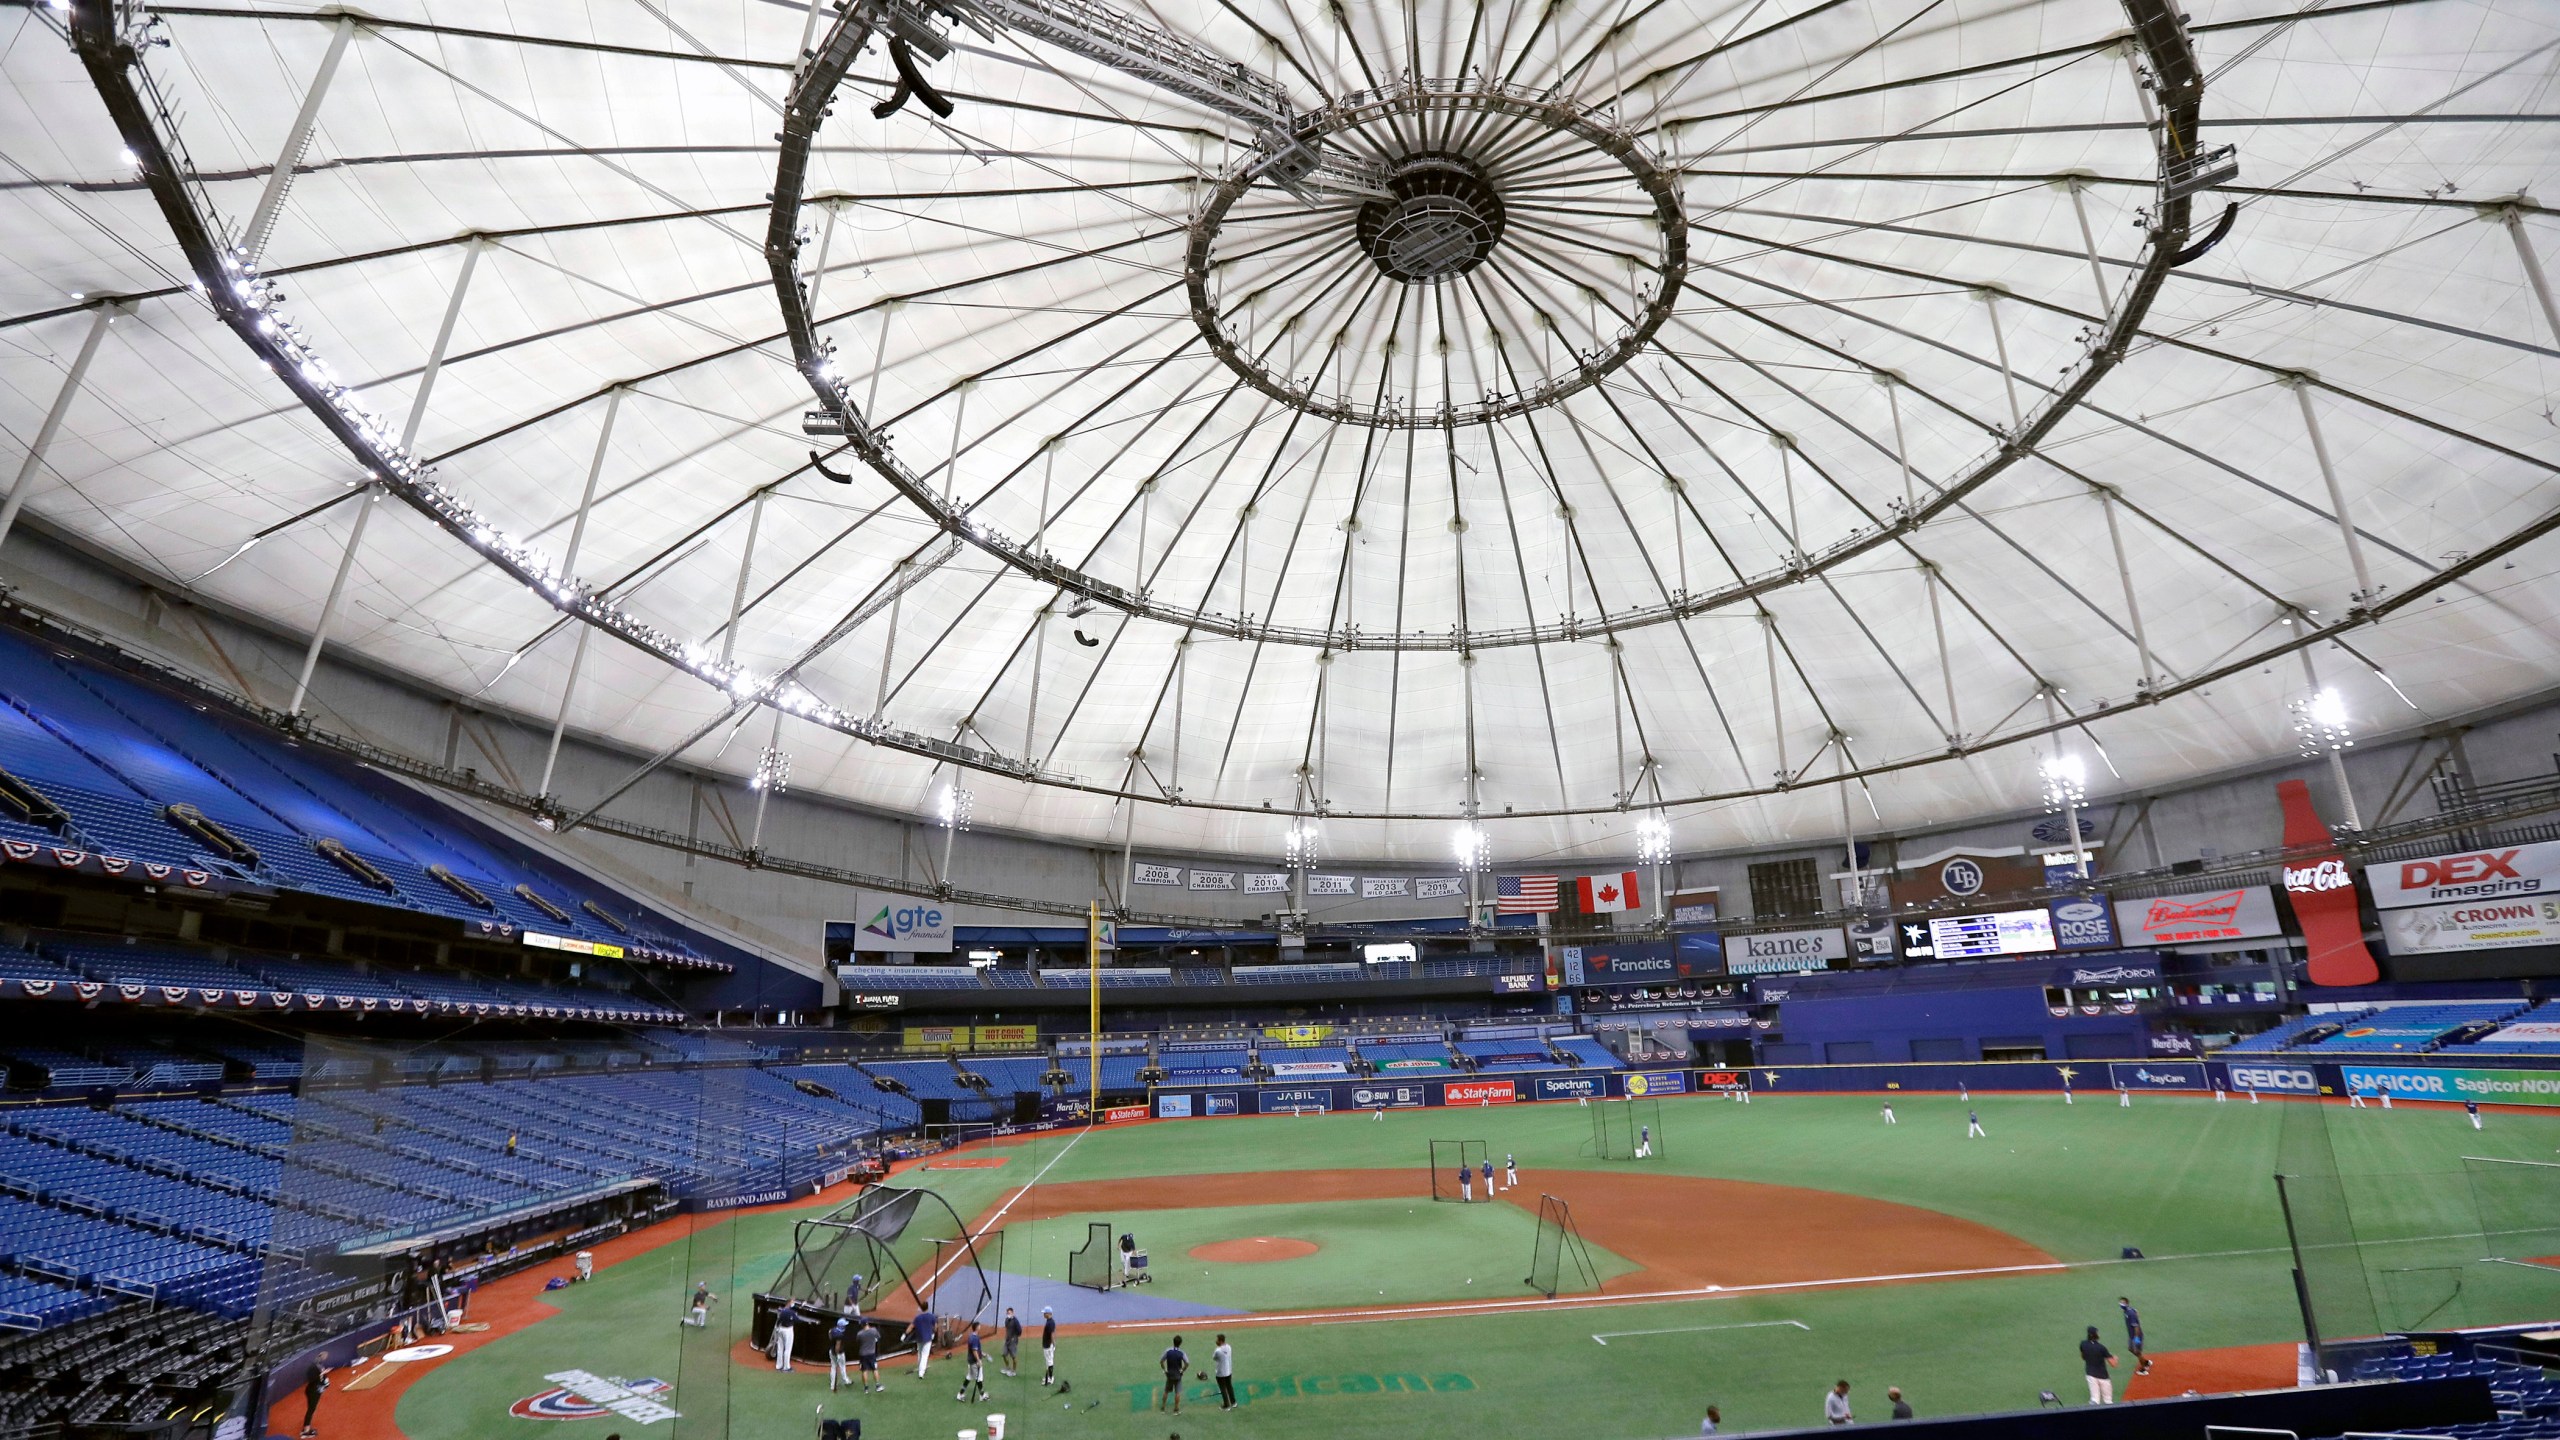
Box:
[1496, 874, 1559, 914]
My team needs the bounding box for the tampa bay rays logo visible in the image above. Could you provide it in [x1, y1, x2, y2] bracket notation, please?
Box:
[510, 1375, 671, 1421]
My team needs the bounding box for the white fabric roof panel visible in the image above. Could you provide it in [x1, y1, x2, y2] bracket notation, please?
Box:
[1, 0, 2555, 864]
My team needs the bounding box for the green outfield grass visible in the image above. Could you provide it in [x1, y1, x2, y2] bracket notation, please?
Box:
[392, 1091, 2560, 1440]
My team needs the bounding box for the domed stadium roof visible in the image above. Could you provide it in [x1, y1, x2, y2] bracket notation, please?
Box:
[3, 0, 2556, 865]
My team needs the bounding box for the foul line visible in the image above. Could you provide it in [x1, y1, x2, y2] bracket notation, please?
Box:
[921, 1123, 1093, 1296]
[1593, 1319, 1810, 1345]
[1090, 1226, 2535, 1334]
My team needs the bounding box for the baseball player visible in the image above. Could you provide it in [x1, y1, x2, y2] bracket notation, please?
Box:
[1966, 1109, 1986, 1139]
[2350, 1085, 2370, 1109]
[1159, 1334, 1190, 1413]
[1504, 1152, 1518, 1190]
[857, 1318, 882, 1391]
[1637, 1124, 1652, 1158]
[2382, 1087, 2394, 1109]
[845, 1272, 865, 1317]
[685, 1282, 714, 1327]
[771, 1297, 798, 1371]
[1481, 1158, 1495, 1195]
[2118, 1087, 2131, 1108]
[1958, 1082, 1969, 1103]
[573, 1249, 593, 1283]
[1002, 1305, 1023, 1376]
[2466, 1098, 2483, 1130]
[2117, 1296, 2150, 1375]
[1881, 1101, 1897, 1125]
[956, 1323, 986, 1402]
[827, 1317, 852, 1392]
[2214, 1081, 2227, 1103]
[2063, 1085, 2075, 1105]
[1040, 1306, 1058, 1385]
[1459, 1162, 1474, 1202]
[909, 1303, 936, 1380]
[1212, 1333, 1236, 1409]
[1374, 1104, 1385, 1122]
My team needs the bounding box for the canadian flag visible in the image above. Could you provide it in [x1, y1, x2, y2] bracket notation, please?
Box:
[1578, 870, 1642, 913]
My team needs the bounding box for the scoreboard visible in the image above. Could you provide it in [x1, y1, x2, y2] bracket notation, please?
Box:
[1924, 908, 2057, 960]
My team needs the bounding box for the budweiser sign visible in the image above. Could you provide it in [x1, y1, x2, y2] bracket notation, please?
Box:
[2112, 887, 2281, 946]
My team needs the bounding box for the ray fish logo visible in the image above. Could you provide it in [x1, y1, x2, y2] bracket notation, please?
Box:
[510, 1373, 674, 1423]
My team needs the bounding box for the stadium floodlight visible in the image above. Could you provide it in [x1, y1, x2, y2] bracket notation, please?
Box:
[749, 745, 793, 795]
[934, 783, 973, 832]
[2292, 685, 2354, 757]
[1452, 822, 1491, 873]
[1282, 818, 1319, 869]
[1634, 811, 1671, 866]
[2039, 751, 2089, 881]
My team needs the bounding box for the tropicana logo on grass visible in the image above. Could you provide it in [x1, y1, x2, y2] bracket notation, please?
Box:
[1116, 1372, 1475, 1410]
[510, 1372, 676, 1423]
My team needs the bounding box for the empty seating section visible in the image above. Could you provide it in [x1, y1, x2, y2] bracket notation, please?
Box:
[1357, 1040, 1453, 1069]
[984, 968, 1042, 989]
[1458, 1038, 1558, 1072]
[2440, 999, 2560, 1056]
[0, 1273, 114, 1332]
[1550, 1036, 1623, 1069]
[1159, 1044, 1247, 1083]
[2296, 1002, 2526, 1052]
[0, 630, 719, 972]
[834, 957, 1535, 991]
[2223, 1010, 2374, 1052]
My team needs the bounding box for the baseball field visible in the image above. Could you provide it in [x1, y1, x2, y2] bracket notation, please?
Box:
[332, 1087, 2560, 1438]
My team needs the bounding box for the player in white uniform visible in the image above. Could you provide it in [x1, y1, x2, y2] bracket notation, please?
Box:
[1966, 1109, 1987, 1138]
[2118, 1088, 2131, 1108]
[1636, 1124, 1652, 1159]
[1040, 1307, 1058, 1385]
[1504, 1153, 1518, 1190]
[1880, 1102, 1896, 1125]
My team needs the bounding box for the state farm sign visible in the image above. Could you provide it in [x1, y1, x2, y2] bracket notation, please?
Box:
[2368, 839, 2560, 911]
[1444, 1079, 1516, 1105]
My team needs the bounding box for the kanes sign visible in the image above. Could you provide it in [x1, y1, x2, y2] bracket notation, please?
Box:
[2278, 779, 2378, 986]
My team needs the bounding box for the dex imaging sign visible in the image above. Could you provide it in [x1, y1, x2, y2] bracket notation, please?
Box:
[2369, 840, 2560, 910]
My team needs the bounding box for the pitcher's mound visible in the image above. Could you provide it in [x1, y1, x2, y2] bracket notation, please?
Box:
[1189, 1237, 1318, 1263]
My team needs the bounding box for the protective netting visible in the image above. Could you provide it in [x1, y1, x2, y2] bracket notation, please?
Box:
[1589, 1096, 1661, 1161]
[1067, 1221, 1114, 1292]
[1428, 1139, 1488, 1201]
[1525, 1194, 1600, 1299]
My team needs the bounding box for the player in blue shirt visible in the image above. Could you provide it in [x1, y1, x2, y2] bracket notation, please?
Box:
[2117, 1297, 2150, 1375]
[1159, 1334, 1191, 1413]
[956, 1322, 986, 1402]
[909, 1303, 936, 1381]
[1481, 1158, 1495, 1195]
[1458, 1163, 1473, 1201]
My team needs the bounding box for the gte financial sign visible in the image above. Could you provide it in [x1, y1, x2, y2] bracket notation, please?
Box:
[2368, 839, 2560, 910]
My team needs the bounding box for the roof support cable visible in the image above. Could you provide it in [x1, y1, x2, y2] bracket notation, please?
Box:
[538, 386, 625, 800]
[2287, 376, 2378, 612]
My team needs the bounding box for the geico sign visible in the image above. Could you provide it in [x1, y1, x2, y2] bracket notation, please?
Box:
[2283, 859, 2352, 894]
[2228, 1065, 2316, 1092]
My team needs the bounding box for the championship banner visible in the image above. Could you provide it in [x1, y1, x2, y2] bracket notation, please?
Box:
[1133, 862, 1185, 886]
[1308, 875, 1356, 896]
[1244, 873, 1291, 894]
[1414, 876, 1466, 899]
[1362, 877, 1411, 898]
[1189, 870, 1237, 891]
[2381, 898, 2560, 955]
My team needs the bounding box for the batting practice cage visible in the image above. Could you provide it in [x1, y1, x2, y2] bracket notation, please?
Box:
[1590, 1096, 1662, 1161]
[1068, 1220, 1115, 1292]
[2273, 1098, 2560, 1379]
[1428, 1139, 1489, 1200]
[768, 1184, 1001, 1329]
[1525, 1194, 1603, 1298]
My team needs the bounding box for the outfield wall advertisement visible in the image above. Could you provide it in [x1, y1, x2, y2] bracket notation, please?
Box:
[2335, 1063, 2560, 1107]
[2380, 898, 2560, 955]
